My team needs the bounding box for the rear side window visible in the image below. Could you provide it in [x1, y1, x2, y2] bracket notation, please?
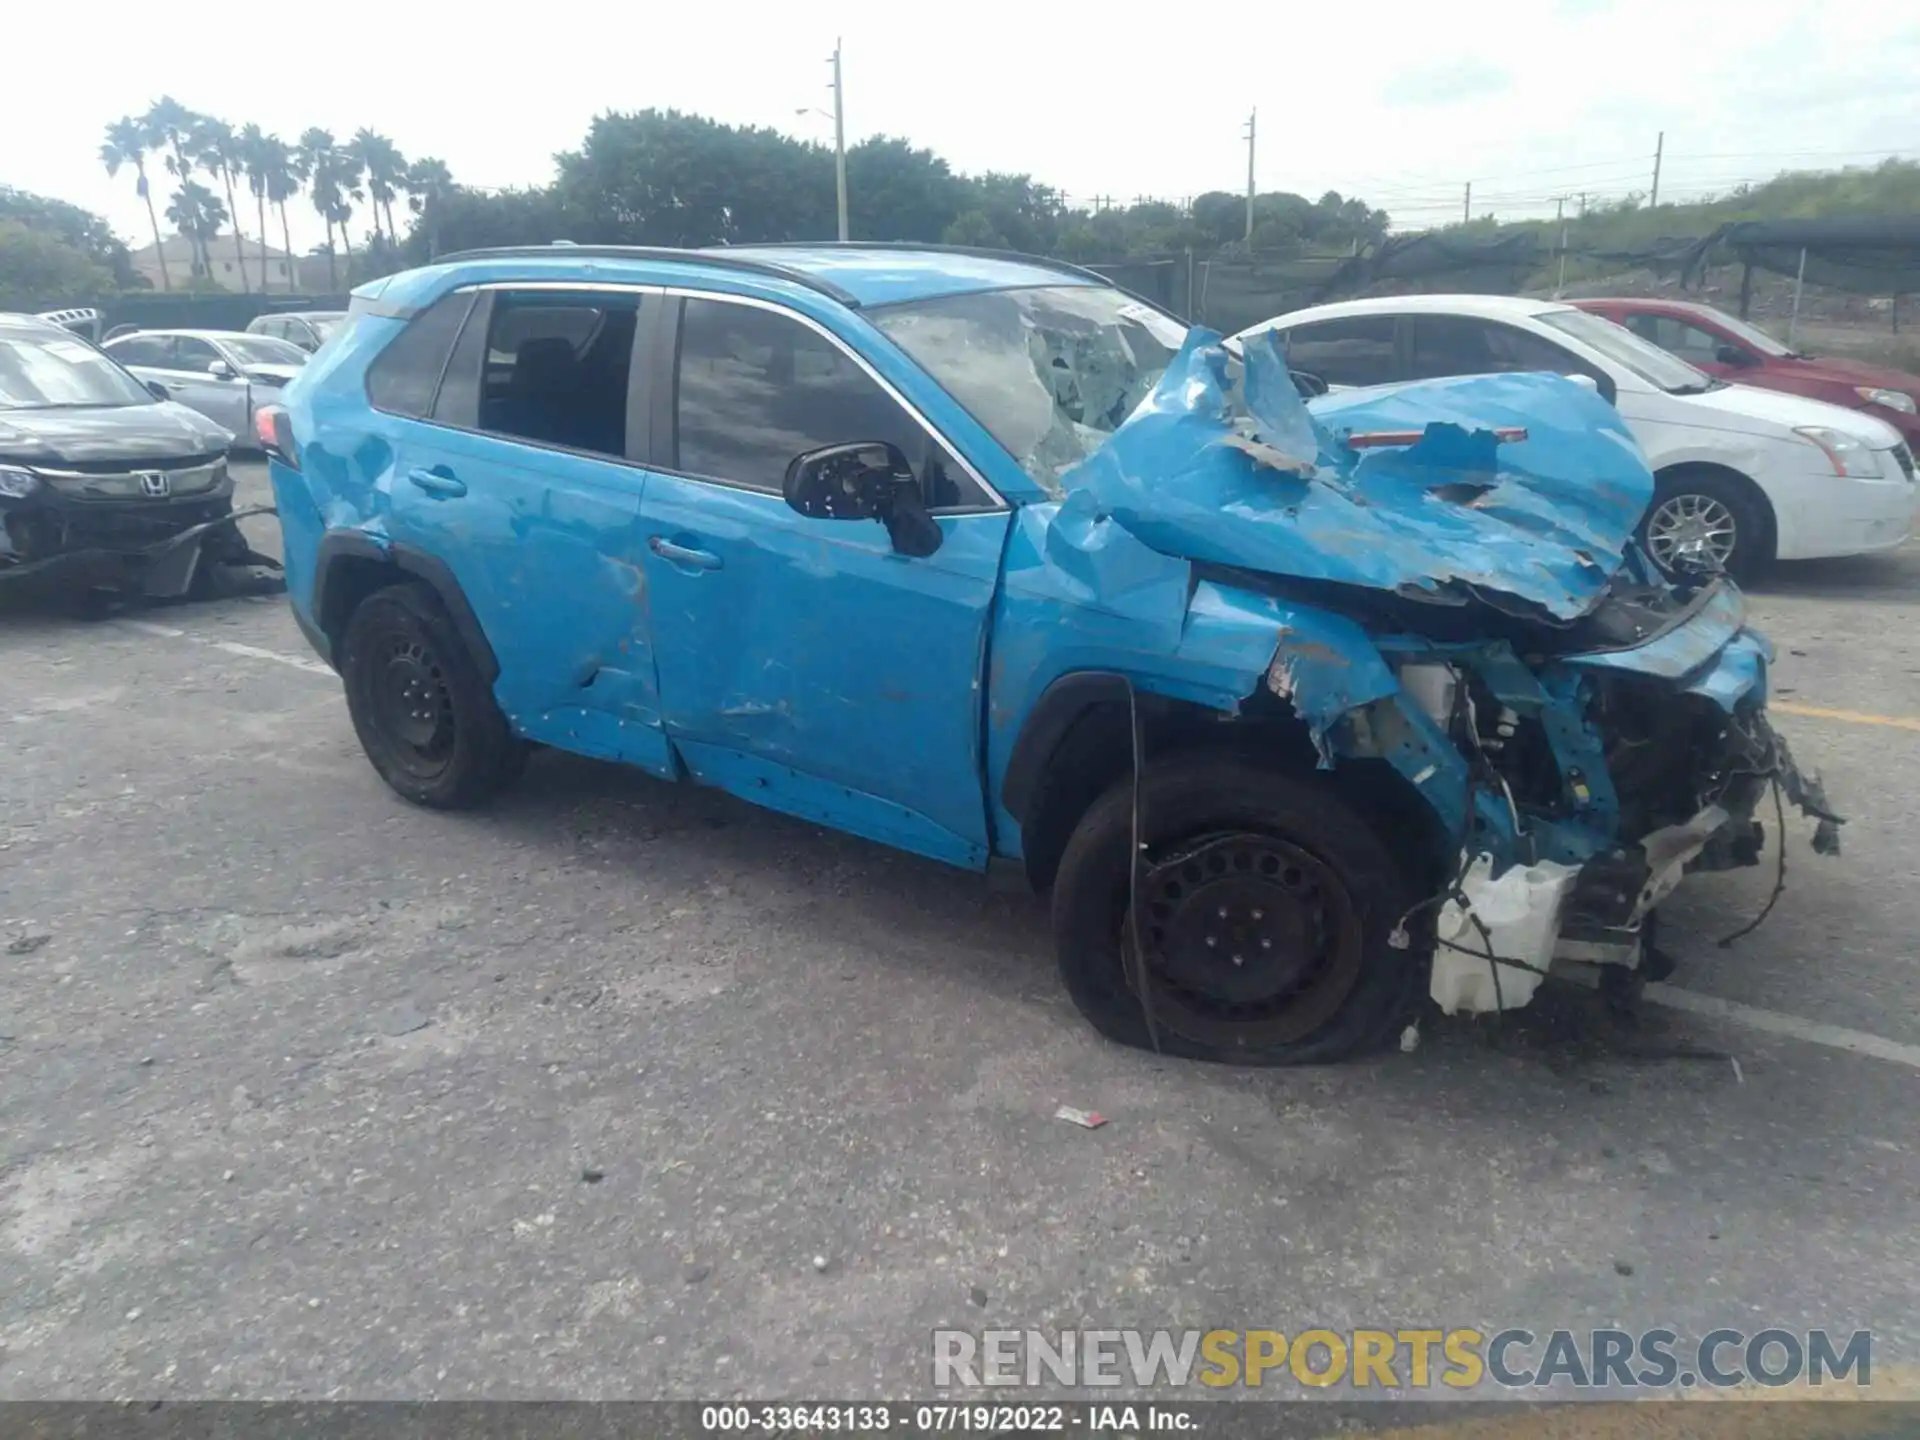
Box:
[1408, 316, 1590, 382]
[1283, 316, 1397, 387]
[476, 291, 640, 458]
[366, 290, 476, 419]
[109, 335, 172, 367]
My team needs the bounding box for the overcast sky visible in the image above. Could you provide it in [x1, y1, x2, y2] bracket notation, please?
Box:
[8, 0, 1918, 256]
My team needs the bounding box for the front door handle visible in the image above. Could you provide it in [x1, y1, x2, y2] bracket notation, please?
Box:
[407, 467, 467, 498]
[648, 536, 722, 571]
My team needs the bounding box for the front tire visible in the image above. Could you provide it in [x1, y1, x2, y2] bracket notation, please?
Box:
[1050, 755, 1418, 1065]
[339, 581, 525, 809]
[1641, 469, 1771, 583]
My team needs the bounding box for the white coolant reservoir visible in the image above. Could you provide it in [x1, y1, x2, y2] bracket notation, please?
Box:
[1430, 853, 1580, 1015]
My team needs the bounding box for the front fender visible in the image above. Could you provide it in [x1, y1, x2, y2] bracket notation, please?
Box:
[987, 504, 1399, 850]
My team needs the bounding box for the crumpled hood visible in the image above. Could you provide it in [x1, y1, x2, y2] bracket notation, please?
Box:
[1055, 329, 1656, 622]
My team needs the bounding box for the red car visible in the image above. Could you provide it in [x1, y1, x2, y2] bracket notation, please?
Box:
[1573, 297, 1920, 447]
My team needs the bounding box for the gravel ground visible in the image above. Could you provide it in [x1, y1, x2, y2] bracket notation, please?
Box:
[2, 462, 1917, 1406]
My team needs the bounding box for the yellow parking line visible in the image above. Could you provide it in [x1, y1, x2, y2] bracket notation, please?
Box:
[1771, 701, 1920, 733]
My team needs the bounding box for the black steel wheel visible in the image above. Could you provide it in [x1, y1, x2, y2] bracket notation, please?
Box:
[1052, 755, 1416, 1065]
[339, 581, 524, 809]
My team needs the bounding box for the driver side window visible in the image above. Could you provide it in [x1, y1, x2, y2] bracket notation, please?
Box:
[1629, 315, 1730, 366]
[672, 296, 985, 508]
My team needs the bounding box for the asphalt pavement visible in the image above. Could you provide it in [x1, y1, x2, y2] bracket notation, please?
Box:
[2, 461, 1917, 1403]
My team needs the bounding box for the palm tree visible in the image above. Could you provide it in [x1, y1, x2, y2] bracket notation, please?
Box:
[193, 115, 251, 292]
[333, 150, 367, 278]
[406, 157, 452, 260]
[350, 129, 408, 252]
[296, 128, 341, 290]
[143, 95, 199, 188]
[239, 124, 273, 290]
[164, 181, 227, 284]
[269, 138, 306, 293]
[144, 97, 207, 278]
[101, 116, 169, 290]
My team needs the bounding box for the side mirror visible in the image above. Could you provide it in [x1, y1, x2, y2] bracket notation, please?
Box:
[208, 360, 237, 380]
[1714, 344, 1752, 367]
[146, 380, 169, 401]
[783, 441, 943, 558]
[1289, 368, 1330, 398]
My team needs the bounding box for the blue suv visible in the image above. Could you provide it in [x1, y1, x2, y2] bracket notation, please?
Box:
[260, 243, 1840, 1065]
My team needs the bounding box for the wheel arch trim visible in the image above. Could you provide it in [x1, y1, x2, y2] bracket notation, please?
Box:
[313, 530, 501, 684]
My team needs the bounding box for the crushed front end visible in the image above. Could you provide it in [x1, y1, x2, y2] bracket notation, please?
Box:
[0, 455, 278, 600]
[1334, 575, 1842, 1011]
[1050, 327, 1844, 1015]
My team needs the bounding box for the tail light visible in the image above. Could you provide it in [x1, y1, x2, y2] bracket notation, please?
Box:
[254, 403, 298, 468]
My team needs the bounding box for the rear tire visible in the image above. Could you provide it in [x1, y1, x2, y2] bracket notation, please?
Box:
[339, 580, 524, 809]
[1641, 468, 1771, 584]
[1050, 754, 1419, 1065]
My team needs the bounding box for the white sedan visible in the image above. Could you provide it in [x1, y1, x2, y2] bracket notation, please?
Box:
[1235, 294, 1916, 579]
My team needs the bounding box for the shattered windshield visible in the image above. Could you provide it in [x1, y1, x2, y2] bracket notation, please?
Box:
[871, 284, 1190, 495]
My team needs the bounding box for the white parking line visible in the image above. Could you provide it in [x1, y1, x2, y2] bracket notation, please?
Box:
[1642, 983, 1920, 1072]
[115, 619, 336, 677]
[102, 616, 1920, 1072]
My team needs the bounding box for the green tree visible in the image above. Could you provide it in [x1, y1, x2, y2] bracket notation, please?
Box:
[941, 210, 1008, 248]
[557, 109, 835, 245]
[0, 220, 116, 308]
[100, 116, 169, 290]
[192, 115, 252, 291]
[404, 156, 453, 260]
[844, 137, 966, 241]
[0, 187, 136, 287]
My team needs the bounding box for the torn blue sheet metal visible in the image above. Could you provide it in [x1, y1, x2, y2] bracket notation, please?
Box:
[1056, 329, 1655, 622]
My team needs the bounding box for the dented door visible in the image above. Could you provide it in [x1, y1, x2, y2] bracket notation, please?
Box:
[638, 293, 1011, 868]
[383, 285, 673, 776]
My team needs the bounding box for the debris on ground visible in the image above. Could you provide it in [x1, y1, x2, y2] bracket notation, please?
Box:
[1053, 1105, 1108, 1129]
[375, 1001, 432, 1037]
[1399, 1023, 1421, 1053]
[6, 934, 51, 955]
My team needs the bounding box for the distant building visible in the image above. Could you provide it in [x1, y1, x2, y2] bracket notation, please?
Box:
[127, 231, 303, 293]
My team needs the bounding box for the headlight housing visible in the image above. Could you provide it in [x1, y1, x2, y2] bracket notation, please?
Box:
[1856, 386, 1918, 416]
[0, 465, 39, 499]
[1796, 425, 1883, 478]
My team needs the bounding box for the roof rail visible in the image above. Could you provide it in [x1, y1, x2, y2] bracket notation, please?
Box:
[427, 243, 864, 307]
[739, 240, 1114, 287]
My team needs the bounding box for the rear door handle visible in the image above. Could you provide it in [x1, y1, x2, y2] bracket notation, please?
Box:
[407, 467, 467, 498]
[648, 536, 722, 570]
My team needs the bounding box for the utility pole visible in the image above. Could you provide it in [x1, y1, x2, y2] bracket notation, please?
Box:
[1463, 180, 1472, 225]
[1578, 192, 1588, 217]
[1554, 196, 1570, 296]
[1650, 130, 1664, 208]
[1243, 108, 1257, 244]
[830, 38, 848, 241]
